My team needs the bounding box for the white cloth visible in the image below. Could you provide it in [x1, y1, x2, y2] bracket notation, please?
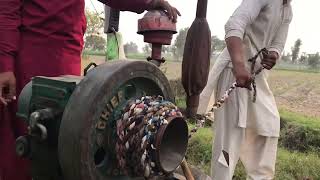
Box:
[198, 0, 293, 137]
[211, 68, 278, 180]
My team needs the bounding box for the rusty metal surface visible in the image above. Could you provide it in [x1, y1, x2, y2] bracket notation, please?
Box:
[138, 10, 177, 65]
[137, 10, 177, 36]
[155, 116, 188, 174]
[137, 10, 176, 45]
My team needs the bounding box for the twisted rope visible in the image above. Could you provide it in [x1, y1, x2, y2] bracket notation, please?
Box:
[189, 48, 269, 137]
[115, 96, 183, 178]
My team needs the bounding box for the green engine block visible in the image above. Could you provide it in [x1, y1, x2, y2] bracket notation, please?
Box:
[15, 61, 189, 180]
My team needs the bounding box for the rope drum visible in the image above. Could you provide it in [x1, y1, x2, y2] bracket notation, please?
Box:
[115, 96, 188, 178]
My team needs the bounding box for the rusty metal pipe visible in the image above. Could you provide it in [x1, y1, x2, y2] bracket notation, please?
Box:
[151, 44, 163, 61]
[155, 116, 189, 173]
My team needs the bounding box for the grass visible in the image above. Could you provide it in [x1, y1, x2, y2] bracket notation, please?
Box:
[275, 149, 320, 180]
[175, 97, 187, 109]
[176, 97, 320, 178]
[275, 62, 320, 73]
[187, 126, 320, 179]
[126, 53, 147, 60]
[82, 49, 106, 56]
[279, 109, 320, 130]
[279, 109, 320, 152]
[187, 127, 213, 174]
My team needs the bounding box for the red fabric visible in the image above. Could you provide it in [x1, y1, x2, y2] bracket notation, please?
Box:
[0, 0, 151, 179]
[0, 0, 21, 73]
[1, 0, 85, 179]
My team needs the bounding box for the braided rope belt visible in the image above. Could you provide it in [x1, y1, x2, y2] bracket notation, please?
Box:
[115, 96, 184, 178]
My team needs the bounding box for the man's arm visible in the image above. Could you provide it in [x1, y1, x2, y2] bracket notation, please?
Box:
[98, 0, 153, 14]
[98, 0, 180, 22]
[0, 0, 21, 104]
[224, 0, 268, 88]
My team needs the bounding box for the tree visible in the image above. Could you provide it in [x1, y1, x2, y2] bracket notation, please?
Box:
[124, 42, 139, 54]
[211, 36, 226, 54]
[162, 45, 170, 54]
[291, 39, 302, 64]
[85, 9, 104, 36]
[84, 9, 105, 51]
[281, 52, 291, 62]
[307, 53, 320, 69]
[172, 27, 189, 60]
[85, 35, 106, 51]
[143, 44, 151, 55]
[299, 52, 308, 64]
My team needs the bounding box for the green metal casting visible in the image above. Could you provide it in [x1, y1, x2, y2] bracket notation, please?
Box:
[17, 75, 82, 123]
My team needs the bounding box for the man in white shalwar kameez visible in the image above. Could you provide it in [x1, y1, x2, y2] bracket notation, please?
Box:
[197, 0, 293, 179]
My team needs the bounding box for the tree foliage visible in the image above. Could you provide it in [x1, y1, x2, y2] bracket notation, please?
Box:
[281, 52, 291, 62]
[172, 28, 226, 60]
[85, 35, 106, 51]
[307, 53, 320, 69]
[143, 44, 152, 55]
[172, 27, 189, 59]
[291, 39, 302, 64]
[211, 36, 226, 54]
[299, 52, 308, 64]
[84, 9, 105, 51]
[85, 9, 104, 36]
[124, 42, 139, 54]
[162, 45, 170, 54]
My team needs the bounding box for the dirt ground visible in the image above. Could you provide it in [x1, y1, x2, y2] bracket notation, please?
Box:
[268, 70, 320, 118]
[83, 57, 320, 118]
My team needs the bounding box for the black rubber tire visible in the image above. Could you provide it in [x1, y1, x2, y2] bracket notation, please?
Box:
[58, 60, 174, 180]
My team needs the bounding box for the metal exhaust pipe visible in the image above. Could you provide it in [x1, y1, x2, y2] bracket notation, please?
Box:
[155, 116, 189, 173]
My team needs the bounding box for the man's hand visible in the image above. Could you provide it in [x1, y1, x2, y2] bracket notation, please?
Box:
[0, 72, 16, 105]
[151, 0, 181, 22]
[226, 36, 252, 90]
[261, 51, 279, 70]
[233, 64, 253, 90]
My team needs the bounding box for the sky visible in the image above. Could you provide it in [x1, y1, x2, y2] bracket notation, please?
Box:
[86, 0, 320, 54]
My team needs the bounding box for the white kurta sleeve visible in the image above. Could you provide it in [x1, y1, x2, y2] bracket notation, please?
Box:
[224, 0, 269, 40]
[268, 5, 293, 56]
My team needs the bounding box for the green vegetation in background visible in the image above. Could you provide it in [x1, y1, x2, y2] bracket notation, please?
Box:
[175, 98, 187, 109]
[84, 10, 106, 52]
[279, 109, 320, 129]
[175, 96, 320, 153]
[279, 109, 320, 152]
[177, 97, 320, 179]
[187, 126, 320, 179]
[126, 53, 147, 60]
[275, 62, 320, 73]
[82, 50, 106, 56]
[187, 127, 212, 174]
[275, 149, 320, 180]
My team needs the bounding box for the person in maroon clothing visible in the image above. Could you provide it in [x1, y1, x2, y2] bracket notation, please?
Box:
[0, 0, 180, 179]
